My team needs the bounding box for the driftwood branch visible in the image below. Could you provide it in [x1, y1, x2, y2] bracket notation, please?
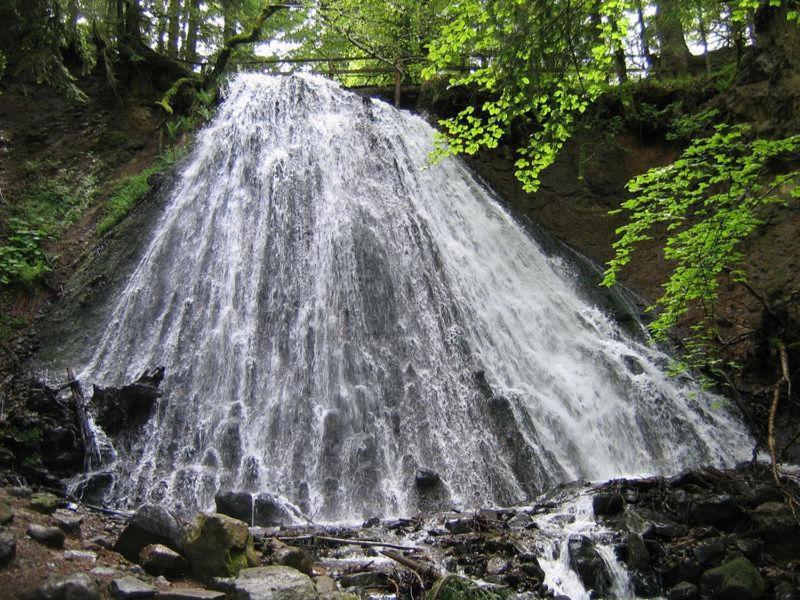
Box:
[277, 534, 418, 551]
[380, 549, 440, 579]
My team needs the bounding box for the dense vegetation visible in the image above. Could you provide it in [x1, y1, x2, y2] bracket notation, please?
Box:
[0, 1, 798, 432]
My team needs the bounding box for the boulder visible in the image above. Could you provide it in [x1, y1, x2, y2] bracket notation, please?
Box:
[29, 492, 60, 514]
[182, 512, 260, 579]
[0, 500, 13, 524]
[428, 574, 508, 600]
[253, 493, 304, 527]
[667, 581, 699, 600]
[339, 571, 390, 589]
[271, 546, 314, 576]
[21, 573, 100, 600]
[689, 494, 743, 528]
[8, 486, 32, 498]
[693, 537, 727, 567]
[139, 543, 189, 577]
[26, 523, 66, 548]
[221, 565, 317, 600]
[215, 490, 254, 524]
[700, 557, 766, 600]
[567, 535, 612, 597]
[486, 556, 509, 576]
[0, 530, 15, 567]
[111, 575, 157, 599]
[444, 517, 473, 534]
[92, 367, 165, 436]
[52, 511, 84, 535]
[115, 504, 186, 560]
[593, 492, 624, 517]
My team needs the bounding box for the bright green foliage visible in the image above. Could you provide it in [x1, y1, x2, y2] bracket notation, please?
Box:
[423, 0, 627, 192]
[603, 125, 800, 371]
[0, 218, 52, 286]
[97, 146, 186, 236]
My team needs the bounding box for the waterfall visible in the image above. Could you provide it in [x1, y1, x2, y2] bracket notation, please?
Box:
[74, 73, 751, 521]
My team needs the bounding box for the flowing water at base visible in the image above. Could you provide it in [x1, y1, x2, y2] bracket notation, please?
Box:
[71, 73, 750, 524]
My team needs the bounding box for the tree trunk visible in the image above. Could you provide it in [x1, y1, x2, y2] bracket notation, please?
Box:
[166, 0, 181, 56]
[223, 0, 236, 39]
[653, 0, 691, 75]
[155, 0, 167, 53]
[697, 7, 711, 74]
[125, 0, 142, 39]
[184, 0, 201, 63]
[635, 0, 654, 69]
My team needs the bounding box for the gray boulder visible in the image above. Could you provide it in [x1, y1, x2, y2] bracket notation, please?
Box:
[567, 535, 612, 597]
[29, 492, 60, 514]
[668, 581, 699, 600]
[53, 511, 84, 535]
[111, 575, 157, 599]
[271, 546, 314, 576]
[215, 490, 254, 524]
[221, 565, 317, 600]
[115, 504, 186, 560]
[139, 543, 189, 577]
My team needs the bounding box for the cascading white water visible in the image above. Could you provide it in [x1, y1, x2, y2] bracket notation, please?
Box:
[75, 73, 751, 521]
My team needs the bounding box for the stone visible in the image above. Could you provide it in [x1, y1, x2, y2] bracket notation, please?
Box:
[444, 517, 473, 534]
[111, 576, 158, 599]
[53, 511, 84, 535]
[339, 571, 390, 589]
[592, 492, 624, 517]
[0, 500, 13, 524]
[27, 523, 66, 548]
[91, 567, 118, 577]
[253, 493, 304, 527]
[429, 574, 507, 600]
[0, 530, 16, 566]
[215, 490, 254, 525]
[689, 494, 742, 528]
[624, 533, 650, 571]
[567, 535, 612, 597]
[667, 581, 699, 600]
[693, 537, 727, 567]
[29, 492, 60, 514]
[182, 512, 259, 579]
[115, 504, 186, 560]
[156, 589, 225, 599]
[90, 534, 116, 549]
[271, 546, 314, 576]
[223, 565, 318, 600]
[486, 556, 508, 575]
[313, 576, 336, 594]
[64, 550, 97, 561]
[507, 512, 533, 529]
[21, 573, 100, 600]
[415, 469, 441, 488]
[752, 501, 800, 561]
[140, 543, 189, 577]
[700, 557, 766, 600]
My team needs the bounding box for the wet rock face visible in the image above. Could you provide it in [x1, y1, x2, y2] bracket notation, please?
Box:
[567, 535, 612, 597]
[219, 565, 318, 600]
[92, 367, 165, 436]
[215, 490, 254, 524]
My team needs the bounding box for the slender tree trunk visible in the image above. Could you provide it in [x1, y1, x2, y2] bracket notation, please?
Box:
[223, 0, 236, 39]
[653, 0, 691, 75]
[155, 0, 167, 53]
[116, 0, 125, 37]
[184, 0, 201, 63]
[635, 0, 654, 69]
[125, 0, 142, 38]
[166, 0, 181, 56]
[697, 6, 711, 74]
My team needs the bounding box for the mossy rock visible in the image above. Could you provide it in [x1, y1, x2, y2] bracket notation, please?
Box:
[28, 493, 60, 514]
[429, 574, 512, 600]
[183, 512, 259, 579]
[701, 557, 766, 600]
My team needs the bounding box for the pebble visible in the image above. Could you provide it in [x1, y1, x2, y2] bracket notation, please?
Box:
[91, 566, 118, 577]
[0, 530, 16, 566]
[24, 573, 99, 600]
[111, 575, 157, 598]
[65, 549, 98, 561]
